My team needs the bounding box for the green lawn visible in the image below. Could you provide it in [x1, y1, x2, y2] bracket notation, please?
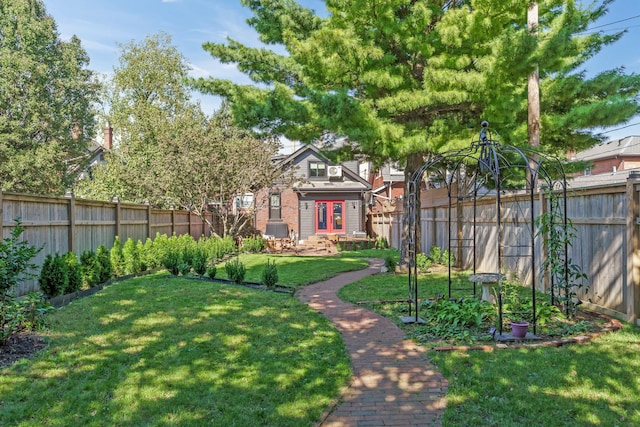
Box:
[431, 326, 640, 426]
[4, 250, 639, 426]
[340, 269, 640, 426]
[0, 272, 351, 426]
[216, 253, 370, 287]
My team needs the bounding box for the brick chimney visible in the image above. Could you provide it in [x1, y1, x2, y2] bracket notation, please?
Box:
[103, 123, 113, 150]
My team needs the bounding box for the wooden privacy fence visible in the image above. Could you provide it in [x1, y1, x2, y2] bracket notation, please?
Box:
[1, 191, 220, 296]
[368, 177, 640, 324]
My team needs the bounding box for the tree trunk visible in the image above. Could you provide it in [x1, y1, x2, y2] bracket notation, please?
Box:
[400, 151, 424, 267]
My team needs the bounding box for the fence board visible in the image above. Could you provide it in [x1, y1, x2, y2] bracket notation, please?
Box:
[1, 191, 217, 296]
[368, 181, 638, 322]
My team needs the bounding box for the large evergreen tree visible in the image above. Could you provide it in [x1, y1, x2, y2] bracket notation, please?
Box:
[195, 0, 639, 155]
[192, 0, 640, 255]
[194, 0, 640, 157]
[0, 0, 99, 194]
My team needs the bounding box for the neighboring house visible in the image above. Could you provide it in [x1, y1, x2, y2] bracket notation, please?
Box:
[254, 144, 371, 240]
[75, 124, 112, 181]
[368, 163, 405, 214]
[570, 135, 640, 176]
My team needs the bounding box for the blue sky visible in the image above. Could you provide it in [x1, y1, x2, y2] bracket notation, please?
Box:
[43, 0, 640, 141]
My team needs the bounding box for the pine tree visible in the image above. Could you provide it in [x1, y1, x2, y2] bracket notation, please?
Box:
[193, 0, 640, 255]
[195, 0, 639, 156]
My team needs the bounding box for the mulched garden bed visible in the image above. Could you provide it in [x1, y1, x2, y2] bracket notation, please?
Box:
[0, 333, 47, 369]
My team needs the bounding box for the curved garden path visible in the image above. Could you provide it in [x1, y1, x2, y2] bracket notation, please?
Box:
[297, 259, 448, 427]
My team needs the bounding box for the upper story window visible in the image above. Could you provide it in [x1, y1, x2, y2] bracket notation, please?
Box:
[309, 162, 326, 177]
[235, 193, 253, 210]
[269, 192, 281, 220]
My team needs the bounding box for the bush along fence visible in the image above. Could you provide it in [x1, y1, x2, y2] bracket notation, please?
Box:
[2, 229, 292, 345]
[0, 190, 222, 296]
[39, 233, 291, 306]
[39, 233, 239, 303]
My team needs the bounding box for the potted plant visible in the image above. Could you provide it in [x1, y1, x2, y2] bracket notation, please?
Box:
[510, 319, 529, 339]
[502, 281, 531, 339]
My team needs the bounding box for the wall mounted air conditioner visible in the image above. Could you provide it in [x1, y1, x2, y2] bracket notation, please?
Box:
[328, 165, 342, 178]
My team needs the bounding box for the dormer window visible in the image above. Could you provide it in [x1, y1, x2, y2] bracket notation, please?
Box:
[310, 162, 326, 177]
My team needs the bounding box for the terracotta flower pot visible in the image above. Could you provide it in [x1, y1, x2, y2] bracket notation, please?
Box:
[511, 321, 529, 339]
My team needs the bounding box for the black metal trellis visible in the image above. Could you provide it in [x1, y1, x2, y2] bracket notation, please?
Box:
[403, 122, 569, 338]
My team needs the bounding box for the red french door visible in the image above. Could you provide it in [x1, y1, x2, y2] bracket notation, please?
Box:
[316, 201, 344, 233]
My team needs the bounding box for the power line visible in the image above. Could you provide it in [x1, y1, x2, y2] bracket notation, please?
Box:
[578, 23, 640, 35]
[586, 14, 640, 31]
[601, 121, 640, 134]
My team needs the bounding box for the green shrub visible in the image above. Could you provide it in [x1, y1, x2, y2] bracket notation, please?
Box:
[0, 218, 41, 299]
[200, 235, 236, 261]
[384, 254, 396, 272]
[261, 259, 278, 288]
[225, 258, 246, 284]
[150, 233, 170, 268]
[163, 251, 181, 276]
[13, 292, 54, 331]
[123, 237, 141, 275]
[429, 246, 443, 264]
[191, 248, 208, 276]
[110, 236, 125, 277]
[80, 250, 100, 288]
[416, 253, 432, 272]
[242, 236, 265, 253]
[442, 249, 454, 266]
[136, 240, 148, 272]
[0, 219, 42, 345]
[1, 293, 54, 345]
[178, 259, 191, 276]
[142, 237, 161, 269]
[375, 236, 389, 249]
[39, 253, 69, 298]
[63, 252, 82, 293]
[417, 298, 496, 341]
[206, 265, 217, 280]
[175, 234, 197, 266]
[96, 244, 113, 283]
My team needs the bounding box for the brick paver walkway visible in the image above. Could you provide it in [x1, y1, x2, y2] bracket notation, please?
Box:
[297, 259, 448, 427]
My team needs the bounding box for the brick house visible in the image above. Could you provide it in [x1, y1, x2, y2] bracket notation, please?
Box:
[570, 135, 640, 176]
[254, 144, 371, 241]
[368, 163, 405, 214]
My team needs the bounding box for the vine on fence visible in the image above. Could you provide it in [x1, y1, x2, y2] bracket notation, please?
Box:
[535, 190, 587, 318]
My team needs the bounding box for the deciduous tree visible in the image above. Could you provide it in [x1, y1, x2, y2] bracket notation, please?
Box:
[77, 34, 292, 237]
[0, 0, 99, 194]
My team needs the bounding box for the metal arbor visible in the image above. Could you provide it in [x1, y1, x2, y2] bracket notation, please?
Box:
[404, 122, 568, 337]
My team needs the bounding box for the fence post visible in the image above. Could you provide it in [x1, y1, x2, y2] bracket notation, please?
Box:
[171, 206, 175, 236]
[431, 206, 437, 251]
[114, 196, 121, 239]
[626, 174, 640, 324]
[67, 191, 76, 253]
[146, 201, 152, 240]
